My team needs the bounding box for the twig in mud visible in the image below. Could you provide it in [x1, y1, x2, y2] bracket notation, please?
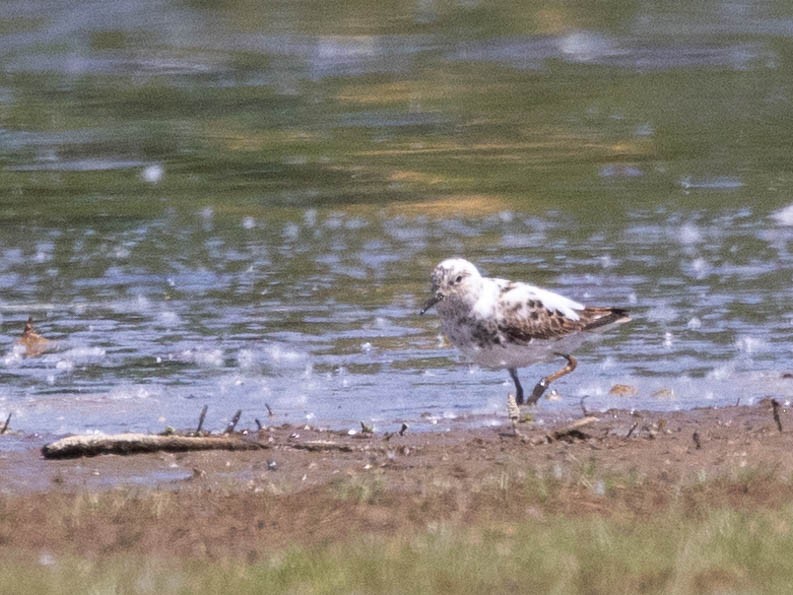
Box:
[290, 440, 355, 453]
[224, 410, 242, 434]
[771, 399, 783, 432]
[360, 421, 373, 434]
[735, 397, 741, 407]
[196, 405, 208, 434]
[547, 416, 598, 443]
[1, 413, 11, 434]
[383, 428, 409, 442]
[625, 421, 639, 439]
[265, 403, 274, 417]
[692, 431, 702, 449]
[254, 418, 263, 431]
[579, 395, 590, 417]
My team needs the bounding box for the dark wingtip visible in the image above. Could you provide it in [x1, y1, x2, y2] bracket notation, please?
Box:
[582, 306, 631, 331]
[612, 307, 631, 321]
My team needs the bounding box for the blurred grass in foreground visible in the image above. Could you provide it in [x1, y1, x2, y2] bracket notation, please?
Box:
[2, 481, 792, 594]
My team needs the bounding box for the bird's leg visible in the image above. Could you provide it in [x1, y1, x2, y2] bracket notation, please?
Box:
[508, 368, 524, 405]
[527, 353, 578, 405]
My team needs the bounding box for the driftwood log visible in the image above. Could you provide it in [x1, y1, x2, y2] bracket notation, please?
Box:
[41, 433, 267, 459]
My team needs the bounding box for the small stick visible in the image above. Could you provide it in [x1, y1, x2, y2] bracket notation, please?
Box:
[224, 410, 242, 434]
[265, 403, 274, 417]
[254, 418, 263, 431]
[579, 395, 590, 417]
[1, 413, 11, 434]
[625, 421, 639, 439]
[196, 405, 208, 434]
[771, 399, 783, 433]
[548, 416, 598, 442]
[692, 431, 702, 449]
[291, 441, 354, 453]
[360, 421, 373, 434]
[399, 423, 408, 436]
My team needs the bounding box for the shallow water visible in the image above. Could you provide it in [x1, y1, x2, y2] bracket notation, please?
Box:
[2, 1, 793, 440]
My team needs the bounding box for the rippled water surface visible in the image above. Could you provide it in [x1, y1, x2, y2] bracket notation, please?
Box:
[3, 1, 793, 440]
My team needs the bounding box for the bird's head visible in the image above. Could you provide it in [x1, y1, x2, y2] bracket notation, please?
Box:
[420, 258, 482, 315]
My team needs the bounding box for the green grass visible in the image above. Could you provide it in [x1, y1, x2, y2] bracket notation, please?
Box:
[3, 503, 793, 594]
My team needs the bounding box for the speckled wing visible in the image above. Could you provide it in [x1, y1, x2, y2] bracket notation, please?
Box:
[493, 280, 628, 344]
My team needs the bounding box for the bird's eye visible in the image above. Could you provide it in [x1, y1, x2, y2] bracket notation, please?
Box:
[455, 275, 463, 283]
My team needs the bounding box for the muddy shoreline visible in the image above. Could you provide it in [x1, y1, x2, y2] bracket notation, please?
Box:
[0, 401, 784, 492]
[1, 401, 792, 559]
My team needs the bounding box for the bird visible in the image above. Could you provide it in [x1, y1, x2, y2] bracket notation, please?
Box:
[420, 258, 630, 405]
[16, 316, 53, 357]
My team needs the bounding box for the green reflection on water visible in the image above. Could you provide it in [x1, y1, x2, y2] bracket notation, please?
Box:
[0, 3, 789, 243]
[2, 2, 793, 431]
